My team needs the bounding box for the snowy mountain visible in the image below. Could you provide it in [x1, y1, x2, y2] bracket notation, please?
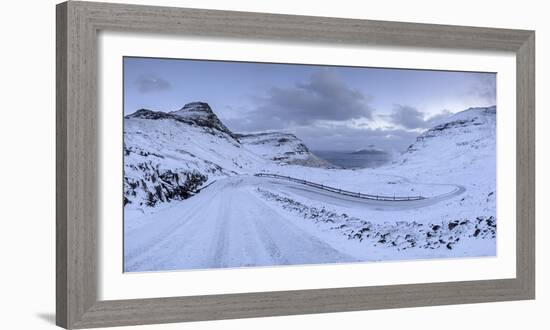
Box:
[278, 105, 497, 229]
[378, 106, 497, 229]
[124, 105, 498, 271]
[236, 132, 333, 167]
[124, 102, 330, 209]
[398, 106, 496, 174]
[124, 106, 259, 209]
[170, 102, 237, 139]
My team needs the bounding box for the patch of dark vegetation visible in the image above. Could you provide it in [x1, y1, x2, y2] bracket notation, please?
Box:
[124, 146, 165, 159]
[124, 165, 207, 207]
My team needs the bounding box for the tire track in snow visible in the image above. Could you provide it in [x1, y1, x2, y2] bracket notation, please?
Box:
[125, 177, 356, 271]
[124, 183, 225, 271]
[208, 182, 232, 269]
[244, 188, 357, 265]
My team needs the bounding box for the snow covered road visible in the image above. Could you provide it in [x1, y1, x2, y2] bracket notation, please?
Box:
[124, 177, 358, 272]
[124, 175, 466, 272]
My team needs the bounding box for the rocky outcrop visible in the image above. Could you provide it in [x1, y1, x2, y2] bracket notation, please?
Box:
[126, 102, 238, 140]
[123, 147, 207, 208]
[237, 132, 333, 167]
[124, 102, 336, 210]
[258, 187, 496, 252]
[170, 102, 237, 139]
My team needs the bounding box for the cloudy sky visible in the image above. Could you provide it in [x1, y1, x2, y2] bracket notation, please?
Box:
[124, 57, 496, 153]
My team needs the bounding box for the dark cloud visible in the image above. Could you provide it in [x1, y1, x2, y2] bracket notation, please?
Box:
[226, 112, 420, 153]
[231, 69, 373, 131]
[388, 105, 452, 130]
[135, 74, 171, 93]
[295, 124, 419, 153]
[222, 70, 458, 153]
[388, 105, 427, 129]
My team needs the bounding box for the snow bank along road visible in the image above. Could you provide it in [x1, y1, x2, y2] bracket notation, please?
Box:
[124, 175, 466, 271]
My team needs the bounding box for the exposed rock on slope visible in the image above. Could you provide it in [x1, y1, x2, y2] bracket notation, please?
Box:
[170, 102, 237, 138]
[237, 132, 334, 168]
[124, 103, 261, 209]
[259, 187, 496, 252]
[398, 106, 496, 171]
[124, 102, 332, 209]
[385, 106, 497, 225]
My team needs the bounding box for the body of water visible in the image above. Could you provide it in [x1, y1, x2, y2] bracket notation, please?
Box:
[313, 150, 391, 169]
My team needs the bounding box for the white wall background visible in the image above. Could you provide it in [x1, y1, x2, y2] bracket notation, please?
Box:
[0, 0, 547, 329]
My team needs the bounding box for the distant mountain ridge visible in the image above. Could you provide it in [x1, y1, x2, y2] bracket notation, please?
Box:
[236, 132, 334, 168]
[350, 148, 387, 155]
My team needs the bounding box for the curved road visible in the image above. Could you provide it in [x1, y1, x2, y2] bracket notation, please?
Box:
[124, 177, 358, 272]
[258, 175, 465, 211]
[124, 175, 465, 271]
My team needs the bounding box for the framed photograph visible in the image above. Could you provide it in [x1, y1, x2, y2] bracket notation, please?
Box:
[56, 1, 535, 328]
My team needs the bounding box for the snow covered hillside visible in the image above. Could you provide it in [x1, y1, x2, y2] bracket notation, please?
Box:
[265, 106, 496, 226]
[379, 106, 497, 225]
[398, 106, 496, 175]
[124, 102, 327, 210]
[237, 132, 333, 167]
[124, 104, 497, 271]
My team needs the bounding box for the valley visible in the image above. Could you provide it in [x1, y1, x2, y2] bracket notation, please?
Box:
[123, 102, 497, 271]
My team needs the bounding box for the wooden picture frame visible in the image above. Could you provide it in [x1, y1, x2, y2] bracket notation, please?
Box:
[56, 1, 535, 328]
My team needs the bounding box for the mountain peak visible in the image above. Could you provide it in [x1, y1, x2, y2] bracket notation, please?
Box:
[170, 102, 235, 138]
[170, 102, 216, 119]
[125, 102, 236, 139]
[176, 102, 214, 114]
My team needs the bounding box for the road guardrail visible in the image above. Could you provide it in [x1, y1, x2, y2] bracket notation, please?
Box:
[255, 173, 425, 201]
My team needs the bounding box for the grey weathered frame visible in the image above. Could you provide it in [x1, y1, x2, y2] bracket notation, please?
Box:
[56, 1, 535, 328]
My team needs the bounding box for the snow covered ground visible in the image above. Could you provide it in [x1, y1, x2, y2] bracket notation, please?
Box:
[123, 103, 497, 272]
